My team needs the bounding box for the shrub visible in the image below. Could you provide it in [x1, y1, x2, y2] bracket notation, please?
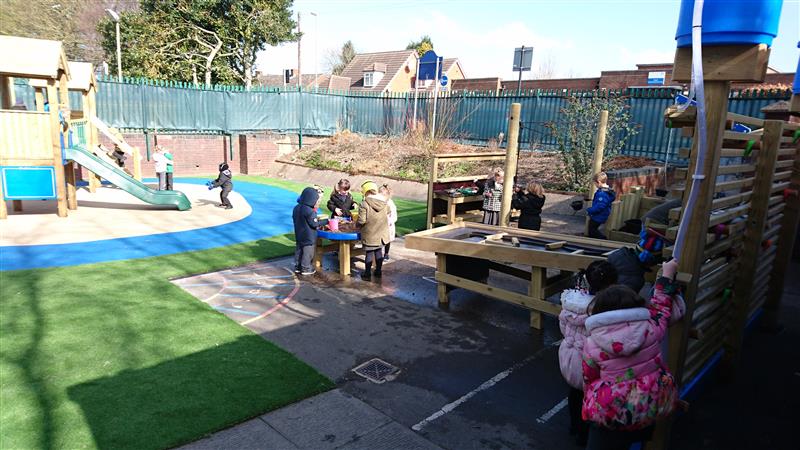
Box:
[546, 94, 640, 192]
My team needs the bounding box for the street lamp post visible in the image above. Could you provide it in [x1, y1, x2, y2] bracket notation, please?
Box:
[310, 12, 318, 91]
[106, 9, 122, 82]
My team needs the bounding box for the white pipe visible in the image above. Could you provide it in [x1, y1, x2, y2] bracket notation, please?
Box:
[673, 0, 706, 262]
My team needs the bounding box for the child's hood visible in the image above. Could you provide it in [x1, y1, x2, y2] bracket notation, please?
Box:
[560, 289, 593, 314]
[600, 187, 616, 202]
[363, 194, 387, 212]
[585, 307, 651, 356]
[298, 187, 320, 207]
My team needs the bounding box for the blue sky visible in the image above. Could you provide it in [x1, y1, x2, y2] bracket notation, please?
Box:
[256, 0, 799, 80]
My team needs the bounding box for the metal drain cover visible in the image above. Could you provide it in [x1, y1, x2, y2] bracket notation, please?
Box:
[352, 358, 400, 384]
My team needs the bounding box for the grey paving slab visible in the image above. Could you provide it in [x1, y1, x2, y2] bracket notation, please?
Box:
[177, 417, 297, 450]
[260, 389, 392, 450]
[335, 421, 442, 450]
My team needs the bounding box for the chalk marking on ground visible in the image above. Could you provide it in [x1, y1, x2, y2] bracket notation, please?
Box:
[536, 397, 568, 424]
[179, 282, 293, 288]
[218, 293, 284, 299]
[241, 268, 301, 325]
[412, 344, 555, 431]
[213, 306, 261, 316]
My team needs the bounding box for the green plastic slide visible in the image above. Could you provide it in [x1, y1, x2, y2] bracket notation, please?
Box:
[65, 145, 191, 211]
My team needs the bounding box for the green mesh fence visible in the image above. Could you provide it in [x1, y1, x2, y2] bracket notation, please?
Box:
[12, 77, 792, 164]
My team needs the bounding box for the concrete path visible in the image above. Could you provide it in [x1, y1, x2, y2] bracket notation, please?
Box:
[181, 389, 441, 450]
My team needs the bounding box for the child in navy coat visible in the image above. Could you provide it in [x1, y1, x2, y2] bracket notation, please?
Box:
[293, 187, 321, 275]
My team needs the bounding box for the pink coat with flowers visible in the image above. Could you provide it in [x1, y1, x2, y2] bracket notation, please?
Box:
[558, 289, 593, 390]
[581, 278, 683, 430]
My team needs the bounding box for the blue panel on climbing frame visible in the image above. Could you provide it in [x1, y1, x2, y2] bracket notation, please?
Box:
[1, 166, 57, 200]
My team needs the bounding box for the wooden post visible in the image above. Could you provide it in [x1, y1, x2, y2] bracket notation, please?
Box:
[529, 267, 544, 329]
[47, 80, 67, 217]
[0, 181, 7, 219]
[0, 75, 14, 109]
[763, 145, 800, 327]
[65, 162, 78, 210]
[500, 102, 521, 227]
[586, 109, 610, 234]
[58, 73, 70, 120]
[132, 147, 142, 181]
[648, 82, 730, 450]
[589, 110, 609, 198]
[724, 120, 781, 367]
[339, 240, 351, 277]
[83, 88, 101, 192]
[34, 89, 45, 112]
[12, 200, 22, 211]
[436, 253, 449, 306]
[426, 156, 439, 229]
[314, 238, 323, 270]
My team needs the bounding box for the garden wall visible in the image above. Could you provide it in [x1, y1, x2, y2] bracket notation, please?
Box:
[84, 133, 280, 177]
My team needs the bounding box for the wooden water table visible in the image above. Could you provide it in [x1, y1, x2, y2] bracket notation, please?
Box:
[404, 222, 633, 329]
[314, 222, 363, 277]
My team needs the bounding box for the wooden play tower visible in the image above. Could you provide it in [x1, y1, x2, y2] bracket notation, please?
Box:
[0, 35, 71, 219]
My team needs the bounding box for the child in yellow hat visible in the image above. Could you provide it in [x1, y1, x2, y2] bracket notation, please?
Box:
[357, 180, 389, 280]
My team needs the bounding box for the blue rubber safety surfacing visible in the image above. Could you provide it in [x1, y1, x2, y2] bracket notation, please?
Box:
[0, 178, 300, 271]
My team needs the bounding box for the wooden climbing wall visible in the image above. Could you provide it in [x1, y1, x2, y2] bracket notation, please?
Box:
[664, 111, 800, 385]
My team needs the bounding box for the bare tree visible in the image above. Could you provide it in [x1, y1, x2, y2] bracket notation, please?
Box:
[325, 40, 356, 75]
[533, 53, 557, 79]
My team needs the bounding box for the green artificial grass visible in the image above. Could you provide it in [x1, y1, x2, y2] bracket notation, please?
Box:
[0, 175, 427, 450]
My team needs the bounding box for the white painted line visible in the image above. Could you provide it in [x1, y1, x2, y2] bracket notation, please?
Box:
[412, 344, 553, 431]
[422, 276, 438, 284]
[536, 397, 568, 424]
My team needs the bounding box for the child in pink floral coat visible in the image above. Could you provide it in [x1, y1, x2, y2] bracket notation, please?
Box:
[581, 259, 683, 449]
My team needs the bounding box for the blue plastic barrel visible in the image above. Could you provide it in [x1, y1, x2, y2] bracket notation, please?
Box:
[676, 0, 783, 48]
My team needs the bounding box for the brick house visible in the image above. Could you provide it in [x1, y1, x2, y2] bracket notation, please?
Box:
[339, 50, 466, 93]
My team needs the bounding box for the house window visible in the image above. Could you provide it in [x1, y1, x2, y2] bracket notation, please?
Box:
[363, 71, 383, 88]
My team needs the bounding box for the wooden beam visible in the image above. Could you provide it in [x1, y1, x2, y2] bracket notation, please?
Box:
[0, 75, 14, 109]
[529, 267, 545, 329]
[665, 80, 730, 388]
[671, 44, 770, 82]
[543, 272, 577, 298]
[426, 156, 439, 229]
[436, 253, 449, 306]
[717, 164, 756, 175]
[65, 161, 77, 210]
[432, 151, 507, 160]
[488, 261, 531, 280]
[726, 112, 764, 128]
[0, 180, 6, 220]
[589, 110, 609, 198]
[435, 270, 562, 318]
[500, 102, 521, 227]
[46, 81, 67, 218]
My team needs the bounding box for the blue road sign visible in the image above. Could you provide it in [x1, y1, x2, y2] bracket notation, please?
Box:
[418, 51, 443, 81]
[440, 75, 448, 86]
